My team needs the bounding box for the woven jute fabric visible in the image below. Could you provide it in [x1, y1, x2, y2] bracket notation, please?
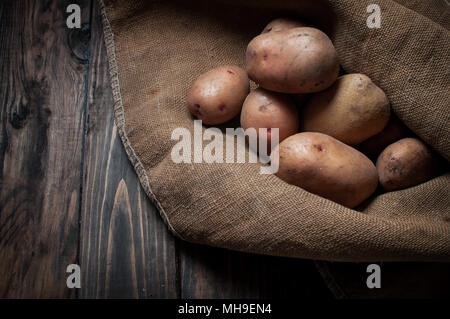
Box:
[99, 0, 450, 262]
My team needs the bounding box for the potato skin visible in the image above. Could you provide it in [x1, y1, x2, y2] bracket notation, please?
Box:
[187, 65, 249, 125]
[300, 74, 390, 145]
[271, 132, 378, 208]
[246, 27, 339, 94]
[376, 138, 438, 191]
[358, 114, 409, 159]
[261, 18, 307, 34]
[240, 88, 298, 151]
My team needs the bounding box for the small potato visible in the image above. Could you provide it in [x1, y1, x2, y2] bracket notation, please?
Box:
[240, 88, 299, 151]
[187, 65, 249, 125]
[300, 74, 390, 145]
[271, 132, 378, 208]
[358, 115, 410, 159]
[261, 17, 307, 34]
[246, 27, 339, 94]
[376, 138, 438, 191]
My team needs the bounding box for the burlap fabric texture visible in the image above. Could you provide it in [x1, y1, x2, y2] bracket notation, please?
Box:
[99, 0, 450, 262]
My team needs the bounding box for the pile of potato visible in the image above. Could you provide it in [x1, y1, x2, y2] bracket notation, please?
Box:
[187, 18, 440, 208]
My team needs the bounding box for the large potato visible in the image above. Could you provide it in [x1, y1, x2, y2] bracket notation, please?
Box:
[187, 65, 249, 125]
[271, 132, 378, 208]
[300, 74, 390, 145]
[376, 138, 438, 191]
[358, 114, 410, 159]
[261, 17, 307, 34]
[240, 88, 298, 151]
[246, 27, 339, 94]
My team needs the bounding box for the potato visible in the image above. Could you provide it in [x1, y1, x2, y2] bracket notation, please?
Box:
[376, 138, 438, 191]
[358, 114, 410, 159]
[300, 74, 390, 145]
[240, 88, 299, 151]
[187, 65, 249, 125]
[271, 132, 378, 208]
[261, 17, 307, 34]
[246, 27, 339, 94]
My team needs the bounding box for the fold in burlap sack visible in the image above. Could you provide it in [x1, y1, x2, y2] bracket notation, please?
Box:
[100, 0, 450, 261]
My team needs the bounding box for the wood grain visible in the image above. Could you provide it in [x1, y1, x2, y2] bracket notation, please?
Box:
[78, 1, 178, 298]
[0, 0, 91, 298]
[179, 242, 332, 298]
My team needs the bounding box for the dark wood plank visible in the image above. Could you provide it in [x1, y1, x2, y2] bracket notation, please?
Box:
[79, 1, 178, 298]
[317, 261, 450, 299]
[0, 0, 91, 298]
[179, 242, 332, 298]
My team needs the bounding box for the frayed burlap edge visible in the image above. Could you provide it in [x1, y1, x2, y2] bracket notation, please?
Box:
[98, 0, 183, 239]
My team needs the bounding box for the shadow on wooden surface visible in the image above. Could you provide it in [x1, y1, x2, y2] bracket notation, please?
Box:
[179, 242, 332, 299]
[316, 261, 450, 299]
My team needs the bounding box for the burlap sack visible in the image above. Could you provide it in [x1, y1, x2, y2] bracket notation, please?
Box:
[100, 0, 449, 262]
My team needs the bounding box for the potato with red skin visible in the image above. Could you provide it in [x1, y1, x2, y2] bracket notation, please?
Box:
[246, 27, 339, 94]
[271, 132, 378, 208]
[240, 88, 299, 151]
[261, 17, 307, 34]
[300, 74, 390, 145]
[376, 138, 438, 191]
[358, 114, 410, 159]
[187, 65, 249, 125]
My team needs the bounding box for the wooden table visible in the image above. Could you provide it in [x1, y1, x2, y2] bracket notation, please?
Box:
[0, 0, 331, 298]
